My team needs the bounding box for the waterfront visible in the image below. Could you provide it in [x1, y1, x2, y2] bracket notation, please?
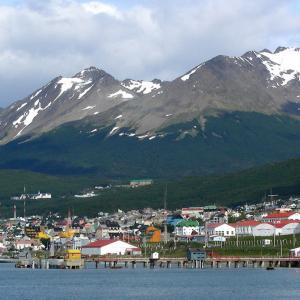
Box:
[1, 264, 300, 299]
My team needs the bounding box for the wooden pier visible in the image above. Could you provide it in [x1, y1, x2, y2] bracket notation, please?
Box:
[88, 256, 300, 269]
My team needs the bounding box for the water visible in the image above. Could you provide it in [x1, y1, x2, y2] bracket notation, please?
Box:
[1, 263, 300, 300]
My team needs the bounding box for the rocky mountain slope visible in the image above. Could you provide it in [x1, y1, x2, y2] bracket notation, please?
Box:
[1, 47, 300, 178]
[1, 47, 300, 144]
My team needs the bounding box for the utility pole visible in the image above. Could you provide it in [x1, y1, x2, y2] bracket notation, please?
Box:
[163, 184, 168, 244]
[13, 204, 16, 219]
[23, 185, 26, 219]
[204, 221, 208, 248]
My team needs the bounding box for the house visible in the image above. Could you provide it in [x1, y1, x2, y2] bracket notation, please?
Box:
[81, 240, 141, 256]
[235, 220, 261, 236]
[145, 226, 161, 242]
[15, 239, 42, 251]
[181, 207, 203, 219]
[290, 247, 300, 257]
[263, 212, 300, 223]
[175, 220, 200, 237]
[207, 223, 235, 237]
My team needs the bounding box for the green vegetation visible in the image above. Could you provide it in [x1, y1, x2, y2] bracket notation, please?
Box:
[2, 151, 300, 216]
[2, 112, 300, 178]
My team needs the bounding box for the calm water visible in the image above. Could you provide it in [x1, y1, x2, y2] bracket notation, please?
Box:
[1, 263, 300, 299]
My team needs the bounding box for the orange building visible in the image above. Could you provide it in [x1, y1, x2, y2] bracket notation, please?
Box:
[145, 226, 161, 243]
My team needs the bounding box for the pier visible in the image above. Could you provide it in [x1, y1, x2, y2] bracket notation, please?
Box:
[87, 256, 300, 269]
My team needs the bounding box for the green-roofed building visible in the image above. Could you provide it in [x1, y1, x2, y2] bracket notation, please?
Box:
[175, 219, 200, 236]
[130, 179, 153, 188]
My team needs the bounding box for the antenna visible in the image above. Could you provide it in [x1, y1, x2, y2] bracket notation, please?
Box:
[13, 204, 16, 219]
[23, 185, 26, 219]
[163, 184, 168, 243]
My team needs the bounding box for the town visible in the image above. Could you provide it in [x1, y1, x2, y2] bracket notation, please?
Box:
[2, 191, 300, 269]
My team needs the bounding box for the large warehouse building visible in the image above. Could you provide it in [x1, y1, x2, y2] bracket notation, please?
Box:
[81, 240, 141, 256]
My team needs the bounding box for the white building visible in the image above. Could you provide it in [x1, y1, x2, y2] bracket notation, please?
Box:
[175, 220, 200, 236]
[181, 207, 204, 219]
[235, 220, 261, 236]
[274, 221, 300, 236]
[30, 192, 52, 200]
[263, 212, 300, 223]
[252, 223, 275, 236]
[81, 240, 141, 256]
[73, 236, 90, 249]
[207, 223, 236, 237]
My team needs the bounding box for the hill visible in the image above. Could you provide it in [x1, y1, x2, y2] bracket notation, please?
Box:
[2, 157, 300, 217]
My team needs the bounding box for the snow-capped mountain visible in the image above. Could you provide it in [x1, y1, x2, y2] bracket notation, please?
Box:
[1, 46, 300, 144]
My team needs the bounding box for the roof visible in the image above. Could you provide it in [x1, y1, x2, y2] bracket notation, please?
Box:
[235, 220, 261, 227]
[82, 240, 116, 248]
[182, 207, 203, 211]
[265, 212, 296, 219]
[177, 219, 199, 227]
[207, 223, 235, 229]
[271, 220, 300, 228]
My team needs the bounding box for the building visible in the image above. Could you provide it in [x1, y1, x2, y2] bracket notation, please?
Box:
[130, 179, 153, 188]
[30, 192, 52, 200]
[81, 240, 141, 256]
[181, 207, 203, 219]
[273, 221, 300, 236]
[187, 248, 206, 261]
[290, 247, 300, 257]
[263, 212, 300, 223]
[252, 223, 275, 236]
[235, 220, 261, 236]
[145, 226, 161, 242]
[175, 220, 200, 237]
[207, 223, 235, 237]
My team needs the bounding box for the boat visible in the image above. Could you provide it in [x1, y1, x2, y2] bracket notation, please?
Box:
[266, 266, 275, 270]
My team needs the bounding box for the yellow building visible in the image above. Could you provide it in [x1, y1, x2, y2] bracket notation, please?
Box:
[59, 229, 76, 239]
[65, 249, 81, 260]
[145, 226, 161, 243]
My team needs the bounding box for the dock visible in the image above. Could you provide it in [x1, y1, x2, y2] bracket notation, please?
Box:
[88, 256, 300, 269]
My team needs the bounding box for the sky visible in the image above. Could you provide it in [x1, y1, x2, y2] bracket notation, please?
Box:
[0, 0, 300, 106]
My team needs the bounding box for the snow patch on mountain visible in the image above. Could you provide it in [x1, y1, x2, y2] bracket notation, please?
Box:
[13, 100, 52, 136]
[259, 48, 300, 85]
[30, 89, 42, 100]
[78, 84, 94, 99]
[121, 80, 161, 94]
[109, 126, 119, 135]
[108, 90, 134, 99]
[181, 64, 203, 81]
[54, 77, 92, 102]
[16, 102, 27, 112]
[82, 106, 95, 111]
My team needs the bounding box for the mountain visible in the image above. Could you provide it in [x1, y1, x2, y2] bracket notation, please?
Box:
[3, 155, 300, 216]
[2, 47, 300, 177]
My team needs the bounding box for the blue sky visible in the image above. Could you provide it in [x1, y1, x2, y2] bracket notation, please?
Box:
[0, 0, 300, 106]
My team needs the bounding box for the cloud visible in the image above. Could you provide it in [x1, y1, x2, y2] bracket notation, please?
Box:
[0, 0, 300, 106]
[82, 1, 122, 19]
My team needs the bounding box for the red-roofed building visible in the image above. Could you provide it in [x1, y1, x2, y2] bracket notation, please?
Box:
[272, 220, 300, 235]
[235, 220, 262, 236]
[263, 212, 300, 223]
[81, 240, 141, 256]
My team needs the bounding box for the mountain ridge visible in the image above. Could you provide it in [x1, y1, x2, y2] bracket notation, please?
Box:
[1, 46, 300, 144]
